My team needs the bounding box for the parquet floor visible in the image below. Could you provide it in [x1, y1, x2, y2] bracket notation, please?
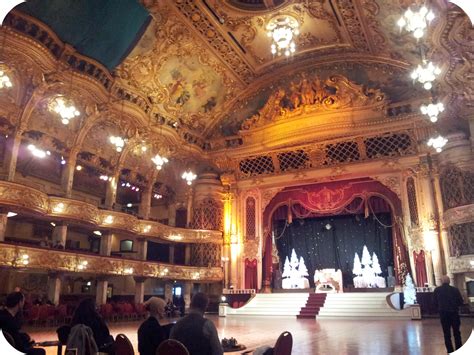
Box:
[27, 316, 474, 355]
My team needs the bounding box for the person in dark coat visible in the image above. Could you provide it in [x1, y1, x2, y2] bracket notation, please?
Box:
[70, 298, 114, 353]
[170, 292, 223, 355]
[0, 292, 45, 355]
[433, 275, 464, 353]
[137, 297, 167, 355]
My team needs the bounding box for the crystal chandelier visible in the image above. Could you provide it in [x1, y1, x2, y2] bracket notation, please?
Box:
[0, 67, 12, 89]
[151, 154, 168, 170]
[427, 135, 448, 152]
[420, 102, 444, 122]
[27, 144, 50, 158]
[182, 171, 197, 185]
[411, 61, 441, 90]
[110, 136, 125, 152]
[397, 6, 435, 39]
[266, 15, 299, 57]
[49, 96, 80, 125]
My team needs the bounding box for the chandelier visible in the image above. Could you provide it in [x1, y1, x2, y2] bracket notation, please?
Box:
[411, 61, 441, 90]
[49, 96, 80, 125]
[427, 135, 448, 152]
[266, 15, 299, 56]
[110, 136, 125, 152]
[151, 154, 168, 170]
[397, 6, 435, 39]
[420, 102, 444, 122]
[182, 171, 197, 185]
[0, 67, 12, 89]
[27, 144, 50, 158]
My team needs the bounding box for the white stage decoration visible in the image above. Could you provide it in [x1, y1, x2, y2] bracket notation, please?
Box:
[403, 274, 417, 308]
[314, 268, 343, 293]
[282, 249, 310, 289]
[352, 245, 386, 288]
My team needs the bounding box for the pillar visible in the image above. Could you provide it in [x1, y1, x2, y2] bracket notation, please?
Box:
[168, 203, 177, 227]
[52, 224, 67, 247]
[61, 157, 77, 198]
[96, 278, 109, 305]
[184, 244, 191, 265]
[186, 189, 193, 228]
[47, 273, 62, 305]
[164, 282, 173, 302]
[100, 232, 113, 256]
[0, 213, 8, 242]
[138, 183, 153, 219]
[169, 245, 175, 264]
[137, 238, 148, 260]
[104, 175, 119, 209]
[134, 277, 146, 304]
[2, 131, 22, 181]
[183, 281, 192, 311]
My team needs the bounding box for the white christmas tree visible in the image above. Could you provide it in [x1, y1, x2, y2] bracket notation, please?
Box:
[290, 249, 299, 268]
[352, 253, 362, 276]
[372, 253, 382, 275]
[282, 256, 291, 278]
[361, 245, 372, 267]
[403, 273, 417, 308]
[298, 256, 309, 278]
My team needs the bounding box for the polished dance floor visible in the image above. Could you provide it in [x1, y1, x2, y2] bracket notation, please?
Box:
[28, 316, 474, 355]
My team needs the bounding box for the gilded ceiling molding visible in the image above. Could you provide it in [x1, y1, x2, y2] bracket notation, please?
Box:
[0, 244, 223, 281]
[0, 181, 222, 244]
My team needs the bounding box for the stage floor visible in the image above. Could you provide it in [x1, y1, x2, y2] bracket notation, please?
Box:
[28, 316, 474, 355]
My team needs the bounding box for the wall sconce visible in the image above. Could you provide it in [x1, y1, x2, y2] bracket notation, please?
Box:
[53, 202, 65, 213]
[104, 215, 113, 224]
[77, 260, 88, 271]
[159, 267, 169, 276]
[13, 253, 29, 267]
[169, 234, 183, 241]
[143, 225, 151, 233]
[123, 267, 133, 275]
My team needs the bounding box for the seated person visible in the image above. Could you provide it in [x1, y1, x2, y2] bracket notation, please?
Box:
[0, 292, 45, 355]
[138, 297, 167, 355]
[170, 292, 223, 355]
[70, 298, 114, 353]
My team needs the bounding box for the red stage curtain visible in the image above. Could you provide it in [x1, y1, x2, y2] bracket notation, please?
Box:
[245, 258, 258, 289]
[413, 250, 428, 287]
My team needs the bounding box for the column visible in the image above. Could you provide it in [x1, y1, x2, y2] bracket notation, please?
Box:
[186, 189, 193, 228]
[61, 156, 77, 198]
[96, 277, 109, 305]
[138, 183, 153, 219]
[168, 203, 177, 227]
[47, 273, 62, 305]
[104, 175, 119, 209]
[183, 281, 192, 311]
[169, 245, 175, 264]
[2, 131, 22, 181]
[184, 244, 191, 265]
[52, 224, 67, 247]
[134, 277, 146, 304]
[137, 238, 148, 260]
[164, 282, 173, 302]
[222, 245, 230, 289]
[0, 213, 8, 242]
[100, 232, 114, 256]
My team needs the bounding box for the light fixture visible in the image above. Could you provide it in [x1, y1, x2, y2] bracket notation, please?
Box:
[143, 225, 151, 233]
[76, 165, 82, 171]
[104, 215, 114, 224]
[27, 144, 47, 158]
[266, 15, 299, 56]
[77, 260, 88, 271]
[50, 222, 56, 227]
[7, 212, 17, 217]
[49, 96, 80, 125]
[182, 171, 197, 185]
[60, 156, 66, 165]
[17, 254, 29, 266]
[93, 230, 102, 236]
[420, 102, 444, 123]
[427, 135, 448, 152]
[397, 6, 435, 39]
[154, 193, 162, 200]
[53, 202, 65, 213]
[151, 154, 168, 170]
[110, 136, 125, 152]
[221, 296, 227, 303]
[123, 267, 133, 275]
[99, 175, 111, 181]
[0, 67, 13, 89]
[126, 203, 132, 208]
[411, 61, 441, 90]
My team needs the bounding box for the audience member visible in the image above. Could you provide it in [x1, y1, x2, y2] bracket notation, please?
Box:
[39, 236, 50, 248]
[137, 297, 167, 355]
[170, 292, 223, 355]
[70, 298, 114, 353]
[434, 275, 464, 353]
[0, 292, 45, 355]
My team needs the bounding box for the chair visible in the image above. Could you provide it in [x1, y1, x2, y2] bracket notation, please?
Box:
[273, 331, 293, 355]
[2, 330, 15, 348]
[115, 333, 134, 355]
[156, 339, 189, 355]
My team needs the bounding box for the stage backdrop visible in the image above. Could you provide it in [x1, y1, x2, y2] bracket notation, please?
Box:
[274, 213, 394, 288]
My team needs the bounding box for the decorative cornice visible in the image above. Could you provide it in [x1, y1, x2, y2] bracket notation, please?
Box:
[0, 181, 222, 244]
[0, 243, 223, 281]
[444, 204, 474, 227]
[449, 255, 474, 274]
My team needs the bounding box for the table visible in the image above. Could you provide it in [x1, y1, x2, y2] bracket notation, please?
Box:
[224, 344, 247, 353]
[34, 340, 62, 355]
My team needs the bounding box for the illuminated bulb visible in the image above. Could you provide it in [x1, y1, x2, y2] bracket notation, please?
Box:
[60, 157, 66, 165]
[93, 230, 102, 236]
[411, 61, 441, 90]
[143, 225, 151, 233]
[7, 212, 17, 217]
[0, 69, 13, 89]
[49, 96, 80, 124]
[420, 102, 444, 123]
[104, 215, 113, 224]
[151, 154, 169, 170]
[427, 135, 448, 153]
[76, 165, 82, 171]
[27, 144, 47, 158]
[397, 6, 435, 39]
[126, 203, 132, 208]
[182, 171, 197, 185]
[110, 136, 125, 152]
[50, 222, 56, 227]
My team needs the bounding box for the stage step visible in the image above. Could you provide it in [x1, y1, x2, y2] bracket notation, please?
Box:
[317, 293, 412, 320]
[226, 293, 309, 317]
[297, 293, 327, 319]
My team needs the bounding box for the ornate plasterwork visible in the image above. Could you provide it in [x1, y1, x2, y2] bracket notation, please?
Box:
[449, 255, 474, 274]
[243, 237, 260, 261]
[261, 187, 285, 212]
[444, 204, 474, 228]
[241, 75, 385, 130]
[370, 175, 402, 198]
[0, 244, 223, 281]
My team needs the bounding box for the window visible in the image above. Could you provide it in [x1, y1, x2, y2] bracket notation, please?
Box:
[120, 239, 134, 252]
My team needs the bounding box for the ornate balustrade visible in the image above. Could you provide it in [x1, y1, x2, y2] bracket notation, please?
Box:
[0, 243, 223, 281]
[0, 181, 222, 244]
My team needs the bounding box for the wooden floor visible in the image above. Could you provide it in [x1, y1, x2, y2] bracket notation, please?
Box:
[28, 316, 474, 355]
